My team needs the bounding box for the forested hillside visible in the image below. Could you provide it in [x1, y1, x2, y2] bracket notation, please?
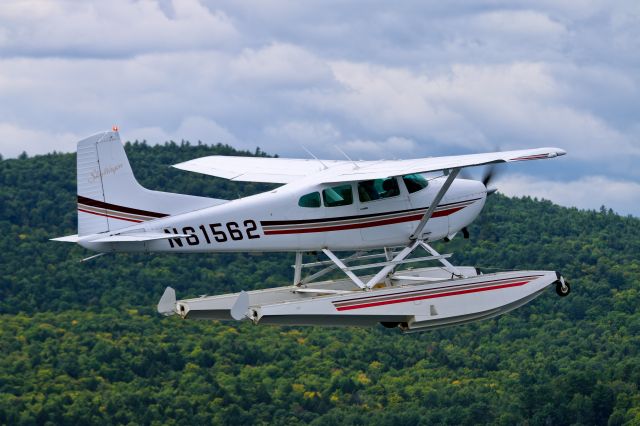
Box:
[1, 142, 639, 425]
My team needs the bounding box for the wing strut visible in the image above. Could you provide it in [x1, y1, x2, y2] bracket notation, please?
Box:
[322, 249, 367, 289]
[410, 167, 460, 240]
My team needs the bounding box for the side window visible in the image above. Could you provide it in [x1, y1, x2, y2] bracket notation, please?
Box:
[322, 184, 353, 207]
[358, 178, 400, 202]
[298, 192, 321, 208]
[402, 174, 428, 194]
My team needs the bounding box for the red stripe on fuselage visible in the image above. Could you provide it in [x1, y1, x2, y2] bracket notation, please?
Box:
[263, 206, 465, 235]
[335, 280, 530, 311]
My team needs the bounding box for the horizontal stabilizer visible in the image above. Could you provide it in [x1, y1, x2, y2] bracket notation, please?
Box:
[51, 234, 80, 243]
[91, 232, 191, 243]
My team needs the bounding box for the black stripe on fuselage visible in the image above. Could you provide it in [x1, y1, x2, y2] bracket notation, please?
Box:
[260, 197, 482, 226]
[77, 195, 168, 218]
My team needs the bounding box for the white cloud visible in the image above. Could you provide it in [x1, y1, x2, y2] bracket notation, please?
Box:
[230, 43, 334, 88]
[344, 137, 417, 159]
[125, 116, 240, 147]
[470, 10, 567, 38]
[0, 0, 638, 216]
[0, 122, 79, 157]
[264, 120, 341, 151]
[300, 61, 639, 161]
[0, 0, 238, 58]
[497, 174, 640, 216]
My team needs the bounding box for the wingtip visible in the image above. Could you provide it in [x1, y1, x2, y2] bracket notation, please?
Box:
[544, 148, 567, 158]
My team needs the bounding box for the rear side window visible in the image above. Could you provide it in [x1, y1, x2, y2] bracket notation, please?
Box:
[402, 174, 428, 193]
[323, 184, 353, 207]
[298, 192, 321, 208]
[358, 178, 400, 202]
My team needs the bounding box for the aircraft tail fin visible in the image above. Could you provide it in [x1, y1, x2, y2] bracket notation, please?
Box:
[76, 130, 225, 236]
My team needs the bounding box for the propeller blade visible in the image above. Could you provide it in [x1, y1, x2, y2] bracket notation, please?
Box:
[481, 164, 497, 187]
[481, 163, 503, 195]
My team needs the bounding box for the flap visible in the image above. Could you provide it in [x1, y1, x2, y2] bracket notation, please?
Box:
[173, 156, 349, 183]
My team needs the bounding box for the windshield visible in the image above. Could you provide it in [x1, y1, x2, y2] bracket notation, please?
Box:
[402, 174, 428, 193]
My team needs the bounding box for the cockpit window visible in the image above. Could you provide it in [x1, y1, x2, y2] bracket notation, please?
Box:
[298, 192, 321, 208]
[402, 174, 429, 193]
[322, 184, 353, 207]
[358, 178, 400, 202]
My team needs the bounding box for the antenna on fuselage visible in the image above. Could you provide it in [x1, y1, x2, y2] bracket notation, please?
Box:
[334, 145, 359, 169]
[301, 145, 328, 170]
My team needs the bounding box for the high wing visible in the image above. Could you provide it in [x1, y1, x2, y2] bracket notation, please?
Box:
[173, 147, 566, 184]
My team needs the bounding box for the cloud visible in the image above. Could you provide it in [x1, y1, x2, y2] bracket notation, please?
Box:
[301, 61, 639, 162]
[0, 116, 241, 158]
[0, 122, 79, 157]
[230, 43, 334, 89]
[125, 116, 240, 147]
[264, 120, 341, 154]
[469, 10, 567, 38]
[0, 0, 238, 58]
[0, 0, 639, 216]
[497, 174, 640, 216]
[344, 137, 418, 159]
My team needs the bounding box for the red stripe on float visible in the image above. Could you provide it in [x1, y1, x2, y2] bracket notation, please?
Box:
[335, 280, 530, 311]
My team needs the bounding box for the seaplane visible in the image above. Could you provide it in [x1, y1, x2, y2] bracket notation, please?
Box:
[53, 129, 570, 333]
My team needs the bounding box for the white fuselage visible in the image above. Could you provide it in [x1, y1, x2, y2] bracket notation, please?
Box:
[80, 177, 486, 253]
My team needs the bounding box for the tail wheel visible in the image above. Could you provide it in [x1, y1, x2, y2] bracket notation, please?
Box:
[555, 279, 570, 297]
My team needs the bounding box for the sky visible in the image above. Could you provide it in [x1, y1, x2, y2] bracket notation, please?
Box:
[0, 0, 639, 215]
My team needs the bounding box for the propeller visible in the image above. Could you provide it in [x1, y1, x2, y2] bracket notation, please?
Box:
[449, 162, 503, 242]
[457, 164, 502, 195]
[480, 163, 502, 196]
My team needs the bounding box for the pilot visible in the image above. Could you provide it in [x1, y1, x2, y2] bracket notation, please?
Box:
[382, 179, 399, 198]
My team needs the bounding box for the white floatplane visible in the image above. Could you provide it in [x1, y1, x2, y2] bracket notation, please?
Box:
[53, 130, 570, 333]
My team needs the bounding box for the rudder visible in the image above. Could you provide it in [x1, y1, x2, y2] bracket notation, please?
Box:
[76, 131, 225, 236]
